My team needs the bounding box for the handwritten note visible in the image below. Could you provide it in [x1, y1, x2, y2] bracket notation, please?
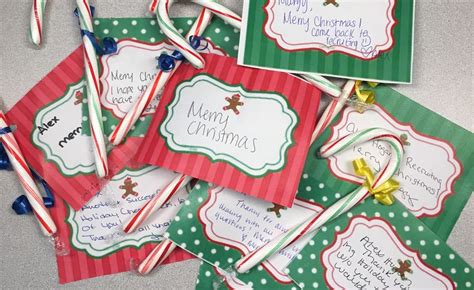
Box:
[160, 73, 299, 177]
[322, 217, 454, 289]
[67, 166, 186, 257]
[31, 80, 96, 176]
[325, 105, 462, 217]
[199, 187, 323, 282]
[100, 39, 225, 118]
[264, 0, 396, 59]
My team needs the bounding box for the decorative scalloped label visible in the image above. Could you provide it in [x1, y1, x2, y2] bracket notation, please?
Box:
[321, 216, 454, 289]
[160, 74, 299, 177]
[67, 166, 187, 257]
[198, 187, 323, 283]
[325, 105, 462, 217]
[100, 39, 226, 118]
[31, 80, 95, 176]
[264, 0, 397, 59]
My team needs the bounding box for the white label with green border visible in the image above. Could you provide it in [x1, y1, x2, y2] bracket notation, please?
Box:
[31, 80, 96, 176]
[100, 39, 226, 118]
[67, 166, 186, 258]
[160, 74, 299, 177]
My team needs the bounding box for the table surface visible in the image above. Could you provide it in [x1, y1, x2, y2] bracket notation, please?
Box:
[0, 1, 472, 289]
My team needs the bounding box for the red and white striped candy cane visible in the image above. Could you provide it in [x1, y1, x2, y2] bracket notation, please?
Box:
[76, 0, 109, 177]
[123, 174, 192, 233]
[108, 8, 213, 146]
[29, 0, 47, 47]
[234, 128, 404, 273]
[0, 112, 57, 236]
[164, 0, 342, 100]
[148, 0, 159, 14]
[138, 239, 176, 275]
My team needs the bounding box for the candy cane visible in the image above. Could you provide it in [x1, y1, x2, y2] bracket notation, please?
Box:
[123, 174, 192, 233]
[168, 0, 342, 99]
[76, 0, 108, 177]
[29, 0, 47, 47]
[234, 128, 404, 273]
[0, 112, 57, 236]
[135, 1, 343, 274]
[138, 239, 176, 275]
[108, 8, 213, 146]
[148, 0, 159, 13]
[310, 80, 355, 143]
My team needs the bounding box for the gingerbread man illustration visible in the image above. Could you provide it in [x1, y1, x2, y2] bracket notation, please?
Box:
[223, 94, 244, 115]
[120, 177, 139, 199]
[74, 91, 83, 105]
[392, 259, 413, 280]
[324, 0, 339, 7]
[267, 203, 287, 218]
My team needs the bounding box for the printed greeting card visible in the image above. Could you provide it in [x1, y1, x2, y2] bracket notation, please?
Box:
[300, 86, 473, 240]
[137, 54, 321, 206]
[50, 163, 194, 283]
[81, 17, 240, 137]
[238, 0, 415, 83]
[287, 199, 473, 289]
[164, 181, 324, 288]
[5, 48, 141, 209]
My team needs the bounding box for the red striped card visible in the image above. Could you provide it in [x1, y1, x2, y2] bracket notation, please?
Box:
[137, 54, 321, 207]
[6, 48, 139, 210]
[50, 193, 193, 284]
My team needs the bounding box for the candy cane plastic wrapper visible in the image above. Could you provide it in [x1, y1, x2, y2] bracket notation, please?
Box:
[0, 112, 69, 255]
[76, 0, 109, 177]
[123, 174, 192, 233]
[234, 128, 404, 273]
[29, 0, 47, 47]
[108, 9, 213, 146]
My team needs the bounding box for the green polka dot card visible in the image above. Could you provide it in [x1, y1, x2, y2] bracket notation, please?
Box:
[164, 181, 326, 289]
[238, 0, 415, 83]
[287, 199, 473, 289]
[81, 17, 240, 137]
[299, 85, 473, 241]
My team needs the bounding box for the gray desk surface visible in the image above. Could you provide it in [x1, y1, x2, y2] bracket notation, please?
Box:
[0, 1, 472, 289]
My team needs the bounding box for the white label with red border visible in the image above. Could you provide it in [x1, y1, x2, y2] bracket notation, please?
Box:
[100, 39, 225, 118]
[264, 0, 397, 59]
[199, 187, 323, 283]
[325, 105, 462, 217]
[321, 217, 454, 289]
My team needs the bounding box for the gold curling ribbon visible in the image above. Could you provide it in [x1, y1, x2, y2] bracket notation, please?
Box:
[352, 158, 399, 205]
[354, 80, 377, 105]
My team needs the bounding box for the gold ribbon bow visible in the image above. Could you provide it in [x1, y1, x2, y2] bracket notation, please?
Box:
[352, 158, 399, 205]
[354, 80, 378, 105]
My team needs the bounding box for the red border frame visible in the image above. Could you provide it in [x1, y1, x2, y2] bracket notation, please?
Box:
[261, 0, 399, 61]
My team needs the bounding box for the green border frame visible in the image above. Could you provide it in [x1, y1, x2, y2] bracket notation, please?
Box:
[159, 73, 299, 177]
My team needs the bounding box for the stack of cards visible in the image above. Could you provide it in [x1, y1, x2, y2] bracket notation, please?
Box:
[2, 0, 472, 288]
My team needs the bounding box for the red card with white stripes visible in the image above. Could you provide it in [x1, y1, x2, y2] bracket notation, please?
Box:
[50, 162, 194, 284]
[5, 48, 138, 210]
[137, 54, 321, 207]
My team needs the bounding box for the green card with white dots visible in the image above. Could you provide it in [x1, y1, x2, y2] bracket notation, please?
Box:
[165, 181, 326, 289]
[287, 193, 473, 289]
[299, 85, 474, 241]
[81, 17, 240, 137]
